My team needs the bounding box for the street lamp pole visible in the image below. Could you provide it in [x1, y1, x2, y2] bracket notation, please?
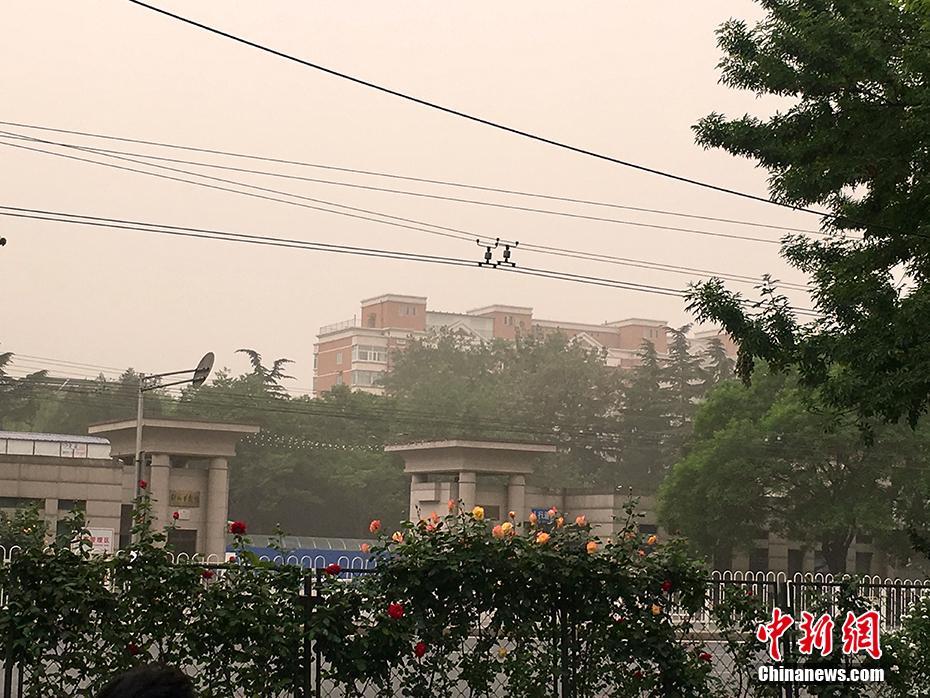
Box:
[131, 353, 215, 502]
[133, 373, 145, 499]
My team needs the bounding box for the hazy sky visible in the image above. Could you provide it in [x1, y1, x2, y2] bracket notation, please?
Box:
[1, 1, 813, 390]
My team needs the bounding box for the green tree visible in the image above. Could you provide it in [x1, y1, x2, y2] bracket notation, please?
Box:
[0, 349, 47, 429]
[659, 366, 930, 573]
[688, 0, 930, 427]
[663, 325, 705, 455]
[701, 337, 735, 391]
[619, 341, 672, 492]
[383, 329, 625, 487]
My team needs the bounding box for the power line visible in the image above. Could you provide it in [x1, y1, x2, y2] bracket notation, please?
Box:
[0, 132, 811, 291]
[0, 129, 835, 244]
[0, 132, 788, 248]
[0, 206, 722, 301]
[123, 0, 833, 220]
[0, 120, 827, 236]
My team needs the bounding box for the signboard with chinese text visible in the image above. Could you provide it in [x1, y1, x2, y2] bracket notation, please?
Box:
[169, 490, 201, 508]
[86, 528, 114, 555]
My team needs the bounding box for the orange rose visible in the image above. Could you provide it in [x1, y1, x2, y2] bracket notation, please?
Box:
[651, 604, 663, 616]
[448, 499, 456, 512]
[529, 512, 538, 526]
[500, 521, 513, 536]
[492, 524, 504, 539]
[508, 511, 516, 519]
[637, 549, 646, 557]
[430, 511, 440, 524]
[586, 541, 598, 554]
[369, 519, 381, 534]
[472, 506, 485, 521]
[646, 534, 658, 546]
[392, 531, 404, 544]
[360, 543, 371, 553]
[575, 515, 587, 527]
[555, 516, 564, 528]
[536, 532, 551, 544]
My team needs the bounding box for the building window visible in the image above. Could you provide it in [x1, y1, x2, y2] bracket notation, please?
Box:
[352, 345, 387, 363]
[335, 352, 343, 365]
[119, 504, 133, 550]
[58, 499, 86, 513]
[503, 315, 513, 326]
[167, 528, 198, 557]
[350, 370, 385, 387]
[0, 496, 43, 511]
[401, 305, 417, 316]
[856, 552, 873, 575]
[749, 548, 769, 573]
[368, 313, 377, 327]
[313, 354, 318, 370]
[335, 374, 343, 385]
[480, 505, 501, 521]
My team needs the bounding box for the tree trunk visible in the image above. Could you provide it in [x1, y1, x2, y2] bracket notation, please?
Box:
[821, 533, 854, 574]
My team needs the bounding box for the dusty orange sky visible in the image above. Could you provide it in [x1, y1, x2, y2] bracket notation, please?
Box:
[0, 0, 813, 390]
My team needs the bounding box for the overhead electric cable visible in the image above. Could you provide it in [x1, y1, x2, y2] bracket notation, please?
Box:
[0, 205, 823, 316]
[0, 130, 837, 246]
[123, 0, 833, 219]
[0, 133, 811, 291]
[0, 119, 826, 236]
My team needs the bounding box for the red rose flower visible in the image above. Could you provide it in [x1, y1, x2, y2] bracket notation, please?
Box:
[388, 602, 404, 620]
[324, 563, 341, 576]
[127, 642, 140, 656]
[699, 651, 712, 663]
[661, 579, 673, 593]
[138, 479, 147, 490]
[414, 641, 427, 658]
[633, 670, 643, 680]
[202, 569, 214, 580]
[229, 521, 247, 535]
[172, 511, 180, 520]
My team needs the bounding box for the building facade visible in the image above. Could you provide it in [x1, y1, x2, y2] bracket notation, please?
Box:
[0, 418, 257, 560]
[387, 439, 918, 579]
[313, 293, 730, 395]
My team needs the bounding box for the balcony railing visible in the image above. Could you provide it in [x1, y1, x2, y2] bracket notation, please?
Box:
[319, 316, 358, 335]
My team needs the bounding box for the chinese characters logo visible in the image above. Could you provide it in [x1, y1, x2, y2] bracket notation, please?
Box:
[756, 609, 881, 661]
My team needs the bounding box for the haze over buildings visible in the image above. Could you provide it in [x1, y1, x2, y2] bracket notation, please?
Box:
[314, 293, 737, 394]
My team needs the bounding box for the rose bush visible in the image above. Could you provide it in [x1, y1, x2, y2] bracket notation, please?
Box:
[308, 500, 719, 697]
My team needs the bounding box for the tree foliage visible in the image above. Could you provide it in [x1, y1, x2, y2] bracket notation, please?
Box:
[689, 0, 930, 428]
[659, 365, 930, 573]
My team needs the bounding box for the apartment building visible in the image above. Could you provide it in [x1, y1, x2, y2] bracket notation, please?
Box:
[313, 293, 735, 395]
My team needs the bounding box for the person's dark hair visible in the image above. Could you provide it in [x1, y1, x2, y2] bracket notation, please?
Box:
[97, 664, 195, 698]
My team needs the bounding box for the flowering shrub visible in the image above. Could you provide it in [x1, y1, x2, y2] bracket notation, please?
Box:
[879, 595, 930, 697]
[309, 501, 719, 697]
[0, 492, 303, 697]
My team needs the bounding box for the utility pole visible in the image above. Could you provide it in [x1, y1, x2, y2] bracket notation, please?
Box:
[132, 353, 215, 502]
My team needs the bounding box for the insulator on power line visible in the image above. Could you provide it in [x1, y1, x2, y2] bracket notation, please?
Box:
[0, 237, 6, 246]
[497, 240, 519, 268]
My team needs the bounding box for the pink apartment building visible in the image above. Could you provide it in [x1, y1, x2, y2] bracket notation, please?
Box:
[312, 293, 736, 395]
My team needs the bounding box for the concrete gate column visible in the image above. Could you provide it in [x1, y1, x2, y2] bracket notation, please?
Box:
[507, 474, 526, 522]
[149, 453, 171, 531]
[206, 457, 229, 561]
[458, 471, 477, 511]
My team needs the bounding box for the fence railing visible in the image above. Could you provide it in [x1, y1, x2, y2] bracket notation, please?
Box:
[1, 551, 926, 698]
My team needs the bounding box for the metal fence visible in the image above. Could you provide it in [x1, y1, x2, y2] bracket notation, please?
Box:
[1, 549, 927, 698]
